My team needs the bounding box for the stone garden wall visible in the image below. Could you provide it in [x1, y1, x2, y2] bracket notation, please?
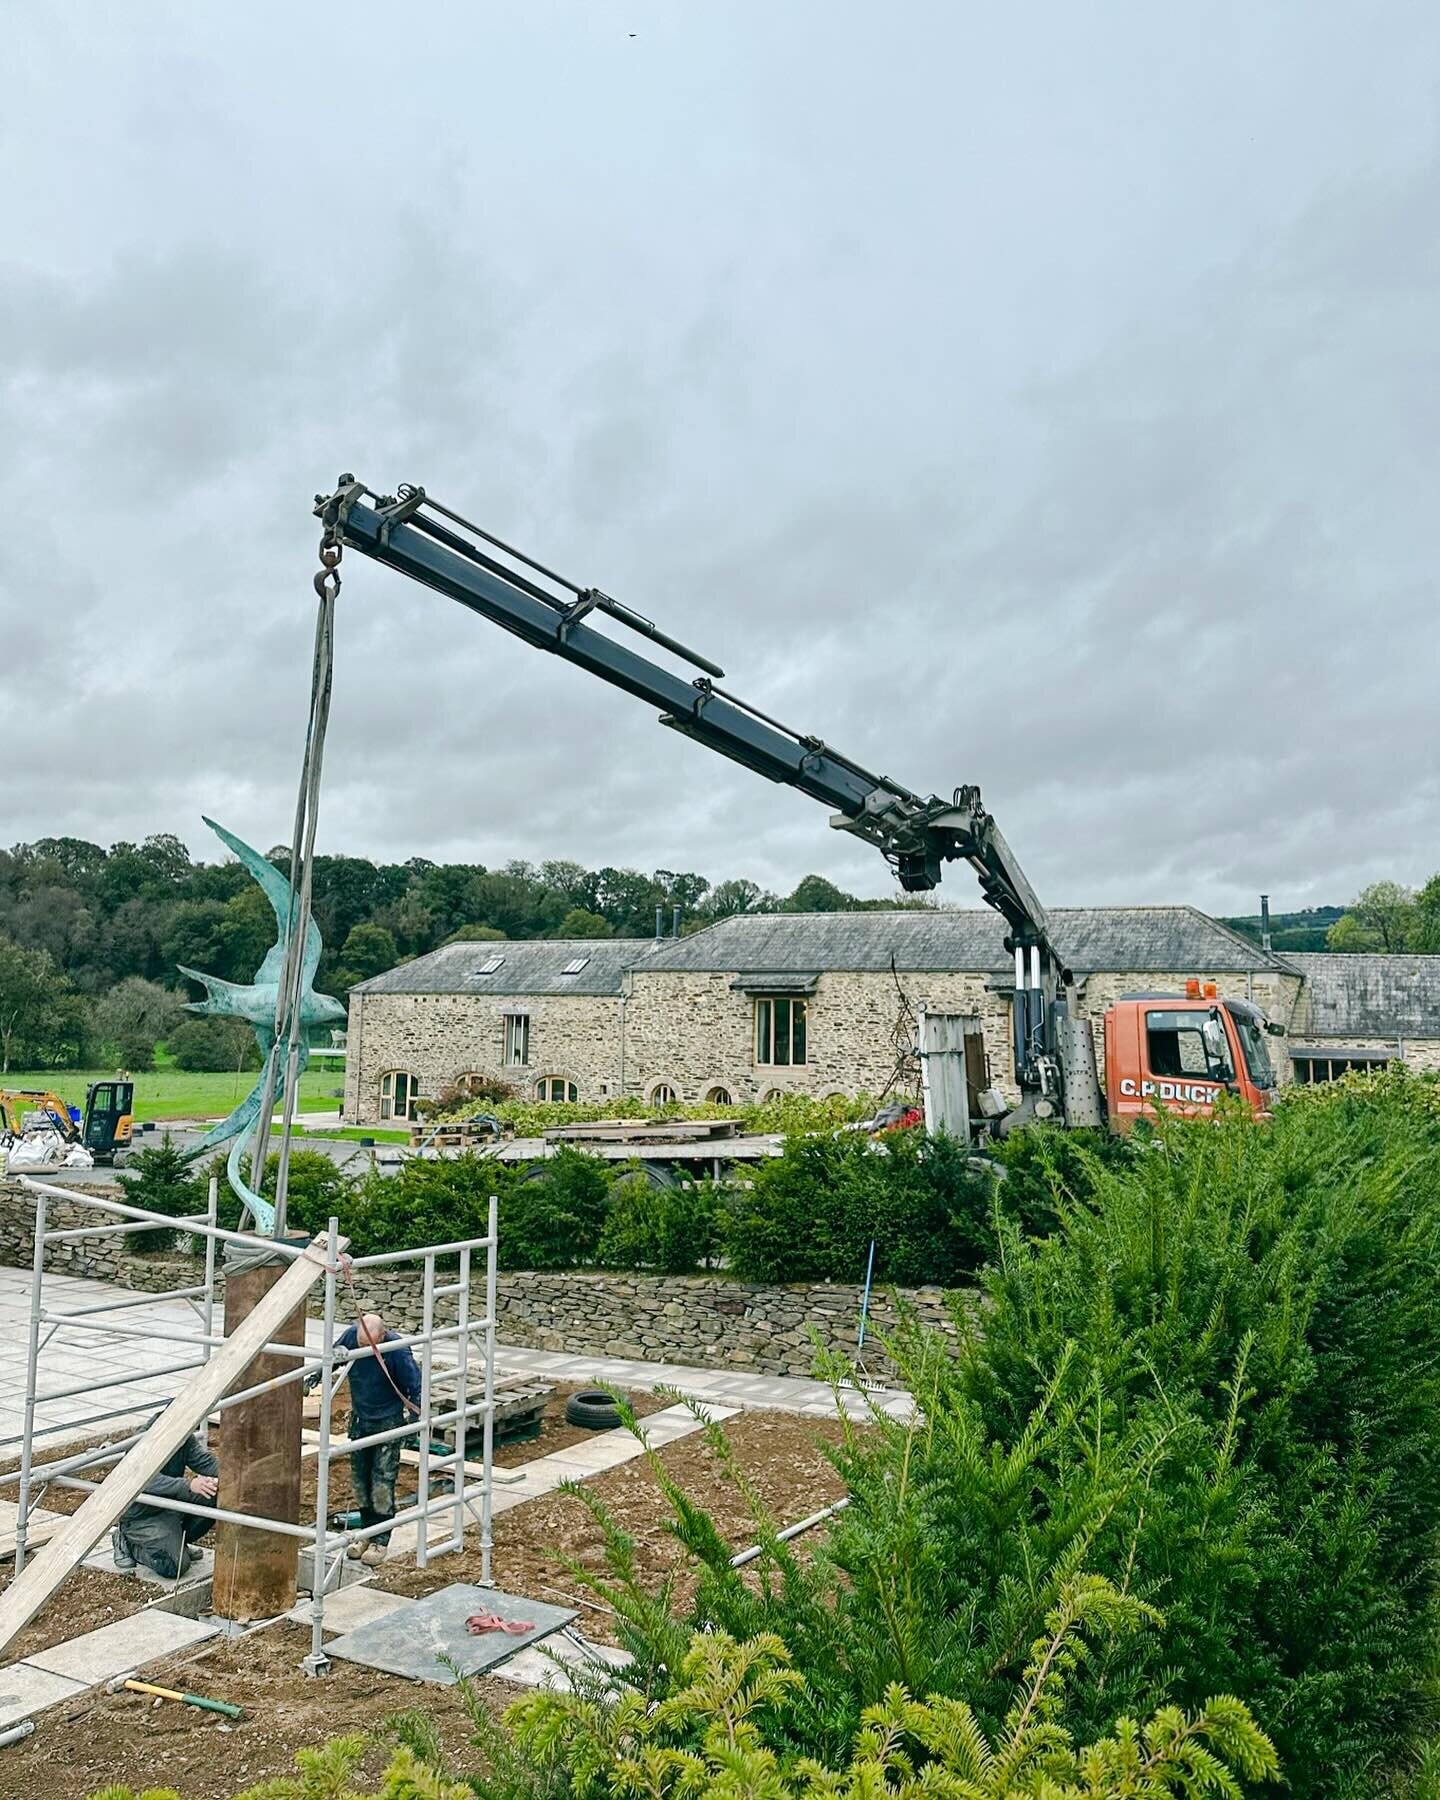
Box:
[0, 1179, 957, 1381]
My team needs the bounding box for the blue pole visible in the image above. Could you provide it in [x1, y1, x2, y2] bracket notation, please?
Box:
[856, 1239, 877, 1353]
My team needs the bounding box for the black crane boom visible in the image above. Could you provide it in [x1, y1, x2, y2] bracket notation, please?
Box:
[315, 478, 1070, 1106]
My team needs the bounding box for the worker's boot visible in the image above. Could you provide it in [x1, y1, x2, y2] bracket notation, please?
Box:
[110, 1528, 137, 1572]
[360, 1545, 386, 1567]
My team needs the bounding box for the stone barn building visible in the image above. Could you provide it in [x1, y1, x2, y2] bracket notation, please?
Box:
[341, 908, 1440, 1125]
[344, 939, 642, 1122]
[621, 908, 1298, 1107]
[1282, 952, 1440, 1081]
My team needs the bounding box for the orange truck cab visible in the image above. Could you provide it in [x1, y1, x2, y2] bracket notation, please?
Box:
[1104, 984, 1280, 1130]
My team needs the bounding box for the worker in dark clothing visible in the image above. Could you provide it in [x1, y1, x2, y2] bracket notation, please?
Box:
[112, 1430, 219, 1579]
[306, 1310, 421, 1566]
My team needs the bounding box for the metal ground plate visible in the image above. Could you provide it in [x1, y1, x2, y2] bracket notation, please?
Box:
[323, 1584, 575, 1684]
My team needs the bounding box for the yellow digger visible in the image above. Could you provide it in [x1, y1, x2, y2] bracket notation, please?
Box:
[0, 1082, 134, 1165]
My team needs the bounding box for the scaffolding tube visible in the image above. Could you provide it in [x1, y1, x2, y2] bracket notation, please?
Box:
[8, 1177, 500, 1662]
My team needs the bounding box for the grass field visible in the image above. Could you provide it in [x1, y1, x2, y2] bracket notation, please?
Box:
[1, 1067, 342, 1123]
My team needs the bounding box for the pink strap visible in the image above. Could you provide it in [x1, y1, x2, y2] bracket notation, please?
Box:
[466, 1611, 533, 1636]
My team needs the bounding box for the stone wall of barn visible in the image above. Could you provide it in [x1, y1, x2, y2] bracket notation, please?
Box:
[345, 989, 624, 1120]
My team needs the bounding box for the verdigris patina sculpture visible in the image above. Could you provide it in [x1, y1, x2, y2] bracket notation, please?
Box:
[178, 817, 345, 1232]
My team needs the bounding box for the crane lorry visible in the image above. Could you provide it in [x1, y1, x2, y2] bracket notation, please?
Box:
[314, 477, 1281, 1137]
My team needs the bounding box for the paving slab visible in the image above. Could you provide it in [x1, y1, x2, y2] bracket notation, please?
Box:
[642, 1401, 740, 1433]
[326, 1584, 575, 1684]
[0, 1662, 86, 1727]
[286, 1582, 415, 1635]
[25, 1607, 217, 1684]
[542, 1436, 648, 1474]
[497, 1632, 633, 1692]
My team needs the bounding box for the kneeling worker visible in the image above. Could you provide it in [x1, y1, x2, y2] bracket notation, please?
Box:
[112, 1430, 219, 1579]
[308, 1310, 421, 1566]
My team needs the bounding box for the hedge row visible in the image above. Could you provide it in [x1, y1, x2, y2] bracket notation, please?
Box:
[125, 1120, 1124, 1285]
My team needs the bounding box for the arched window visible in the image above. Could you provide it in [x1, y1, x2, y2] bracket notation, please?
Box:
[379, 1070, 420, 1122]
[704, 1085, 733, 1106]
[649, 1081, 678, 1107]
[535, 1076, 579, 1103]
[759, 1087, 785, 1105]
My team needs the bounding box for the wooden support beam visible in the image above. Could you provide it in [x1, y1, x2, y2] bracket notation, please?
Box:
[0, 1234, 339, 1659]
[212, 1255, 310, 1621]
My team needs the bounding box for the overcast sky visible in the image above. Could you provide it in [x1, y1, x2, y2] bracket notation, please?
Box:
[3, 2, 1436, 915]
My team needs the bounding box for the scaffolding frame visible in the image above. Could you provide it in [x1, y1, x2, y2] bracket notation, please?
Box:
[1, 1176, 498, 1675]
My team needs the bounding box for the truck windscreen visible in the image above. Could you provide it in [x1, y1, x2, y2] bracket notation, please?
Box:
[1226, 1005, 1276, 1089]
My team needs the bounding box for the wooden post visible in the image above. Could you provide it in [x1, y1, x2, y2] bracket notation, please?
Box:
[211, 1247, 310, 1621]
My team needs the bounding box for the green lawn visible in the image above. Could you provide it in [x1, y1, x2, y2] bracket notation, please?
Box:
[2, 1067, 342, 1123]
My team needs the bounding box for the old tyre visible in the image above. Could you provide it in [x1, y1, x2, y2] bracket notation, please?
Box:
[565, 1388, 624, 1431]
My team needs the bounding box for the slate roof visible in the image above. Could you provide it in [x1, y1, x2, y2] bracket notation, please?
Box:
[1287, 952, 1440, 1040]
[357, 907, 1291, 997]
[640, 907, 1290, 977]
[353, 939, 645, 997]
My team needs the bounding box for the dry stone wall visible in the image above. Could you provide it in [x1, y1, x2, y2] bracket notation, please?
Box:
[0, 1181, 957, 1381]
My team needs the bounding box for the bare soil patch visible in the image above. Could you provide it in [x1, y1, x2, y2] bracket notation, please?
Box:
[0, 1564, 148, 1663]
[493, 1381, 669, 1466]
[0, 1621, 515, 1800]
[0, 1410, 850, 1797]
[379, 1411, 851, 1642]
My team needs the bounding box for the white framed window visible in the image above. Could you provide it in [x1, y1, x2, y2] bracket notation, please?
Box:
[504, 1013, 530, 1066]
[379, 1070, 420, 1122]
[561, 956, 589, 976]
[535, 1076, 578, 1102]
[704, 1085, 733, 1105]
[649, 1081, 678, 1107]
[755, 996, 807, 1066]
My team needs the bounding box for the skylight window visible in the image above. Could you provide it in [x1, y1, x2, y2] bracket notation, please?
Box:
[561, 956, 589, 976]
[476, 954, 505, 975]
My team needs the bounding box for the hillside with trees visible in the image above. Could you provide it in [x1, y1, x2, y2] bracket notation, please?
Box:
[1225, 880, 1440, 954]
[0, 833, 922, 1071]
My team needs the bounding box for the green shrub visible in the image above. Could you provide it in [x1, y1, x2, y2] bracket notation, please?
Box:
[729, 1129, 998, 1285]
[207, 1149, 360, 1237]
[989, 1121, 1136, 1238]
[167, 1015, 262, 1073]
[121, 1135, 205, 1250]
[500, 1148, 612, 1269]
[344, 1154, 498, 1259]
[567, 1073, 1440, 1795]
[598, 1174, 728, 1273]
[507, 1616, 1277, 1800]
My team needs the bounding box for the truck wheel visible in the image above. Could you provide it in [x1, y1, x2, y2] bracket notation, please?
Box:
[564, 1388, 624, 1430]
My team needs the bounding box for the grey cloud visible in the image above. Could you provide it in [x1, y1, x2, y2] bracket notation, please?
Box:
[2, 1, 1436, 919]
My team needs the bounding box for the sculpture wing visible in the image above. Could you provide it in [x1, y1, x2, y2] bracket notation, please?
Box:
[202, 816, 322, 988]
